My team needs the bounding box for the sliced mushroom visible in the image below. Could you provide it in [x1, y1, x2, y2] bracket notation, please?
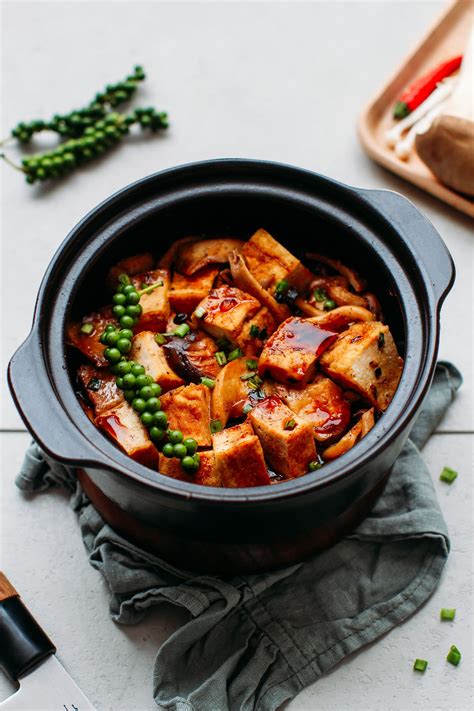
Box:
[305, 253, 366, 292]
[158, 237, 199, 270]
[176, 238, 244, 275]
[107, 252, 155, 290]
[229, 251, 290, 322]
[211, 357, 255, 427]
[322, 407, 375, 461]
[308, 305, 375, 331]
[163, 331, 219, 383]
[310, 276, 368, 308]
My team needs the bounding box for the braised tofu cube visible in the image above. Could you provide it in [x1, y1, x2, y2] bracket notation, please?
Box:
[78, 364, 123, 414]
[319, 321, 403, 411]
[160, 383, 211, 446]
[95, 401, 159, 468]
[258, 317, 337, 385]
[212, 421, 270, 487]
[169, 267, 219, 314]
[158, 450, 220, 487]
[131, 269, 170, 332]
[235, 307, 277, 356]
[197, 286, 260, 343]
[249, 396, 316, 478]
[67, 307, 117, 367]
[241, 229, 313, 293]
[130, 331, 184, 392]
[107, 252, 155, 290]
[275, 376, 351, 443]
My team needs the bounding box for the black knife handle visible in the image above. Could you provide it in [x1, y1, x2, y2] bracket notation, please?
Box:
[0, 572, 56, 681]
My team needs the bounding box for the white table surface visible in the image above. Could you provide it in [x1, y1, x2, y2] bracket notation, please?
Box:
[0, 2, 472, 710]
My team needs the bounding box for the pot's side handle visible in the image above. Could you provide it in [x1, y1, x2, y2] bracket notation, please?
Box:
[358, 188, 455, 306]
[8, 333, 106, 467]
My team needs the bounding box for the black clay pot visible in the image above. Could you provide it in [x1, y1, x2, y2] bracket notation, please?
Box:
[8, 160, 454, 574]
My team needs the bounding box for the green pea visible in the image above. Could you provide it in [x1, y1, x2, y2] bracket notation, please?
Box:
[119, 315, 135, 329]
[146, 397, 161, 413]
[162, 443, 175, 458]
[183, 438, 198, 455]
[153, 411, 168, 428]
[135, 374, 152, 389]
[131, 363, 145, 376]
[104, 331, 120, 346]
[181, 456, 196, 472]
[125, 304, 142, 317]
[122, 372, 136, 388]
[124, 389, 135, 402]
[116, 377, 124, 389]
[117, 338, 132, 354]
[126, 291, 140, 305]
[122, 284, 135, 294]
[173, 443, 187, 459]
[115, 360, 132, 376]
[104, 347, 121, 364]
[119, 329, 134, 341]
[139, 385, 153, 400]
[141, 411, 154, 426]
[149, 426, 165, 443]
[113, 293, 127, 305]
[132, 398, 146, 413]
[112, 304, 126, 318]
[168, 430, 183, 445]
[105, 324, 115, 332]
[150, 383, 162, 397]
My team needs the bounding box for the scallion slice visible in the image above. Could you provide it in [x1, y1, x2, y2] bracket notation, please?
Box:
[201, 376, 215, 389]
[440, 608, 456, 621]
[284, 418, 296, 430]
[80, 322, 94, 335]
[210, 419, 223, 433]
[155, 333, 167, 345]
[446, 645, 461, 666]
[215, 351, 227, 366]
[174, 323, 190, 338]
[246, 359, 258, 371]
[440, 466, 458, 484]
[413, 659, 428, 673]
[194, 305, 207, 319]
[228, 347, 242, 361]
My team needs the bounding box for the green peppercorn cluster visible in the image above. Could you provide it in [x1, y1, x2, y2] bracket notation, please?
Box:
[100, 274, 200, 475]
[3, 66, 169, 185]
[11, 66, 145, 144]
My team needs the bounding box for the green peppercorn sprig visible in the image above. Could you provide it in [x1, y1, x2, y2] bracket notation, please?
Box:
[99, 274, 200, 475]
[8, 66, 146, 144]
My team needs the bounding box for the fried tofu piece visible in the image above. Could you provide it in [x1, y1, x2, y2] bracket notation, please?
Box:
[130, 331, 184, 392]
[160, 383, 212, 446]
[235, 307, 277, 356]
[212, 421, 270, 487]
[241, 229, 313, 293]
[249, 396, 316, 478]
[95, 401, 159, 468]
[107, 252, 155, 290]
[197, 286, 260, 343]
[319, 321, 403, 411]
[158, 450, 220, 487]
[67, 307, 117, 367]
[78, 364, 123, 414]
[131, 268, 170, 332]
[169, 267, 219, 314]
[258, 317, 337, 385]
[275, 376, 351, 443]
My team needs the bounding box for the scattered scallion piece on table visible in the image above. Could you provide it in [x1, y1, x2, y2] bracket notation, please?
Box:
[440, 466, 458, 484]
[446, 645, 461, 666]
[413, 659, 428, 673]
[440, 608, 456, 621]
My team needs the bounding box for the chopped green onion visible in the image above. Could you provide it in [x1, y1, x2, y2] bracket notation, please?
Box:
[240, 372, 256, 381]
[413, 659, 428, 673]
[446, 645, 461, 666]
[174, 323, 190, 338]
[284, 418, 296, 430]
[228, 347, 242, 361]
[246, 359, 258, 371]
[247, 375, 263, 390]
[378, 332, 385, 349]
[194, 305, 207, 319]
[313, 288, 327, 302]
[215, 351, 227, 366]
[201, 376, 215, 389]
[242, 403, 253, 414]
[440, 466, 458, 484]
[308, 460, 322, 471]
[80, 322, 94, 335]
[249, 324, 260, 338]
[155, 333, 167, 345]
[210, 419, 223, 433]
[138, 279, 163, 296]
[440, 608, 456, 621]
[323, 299, 336, 311]
[275, 279, 289, 295]
[118, 273, 131, 285]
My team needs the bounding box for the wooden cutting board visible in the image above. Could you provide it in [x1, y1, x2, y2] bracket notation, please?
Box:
[358, 0, 474, 218]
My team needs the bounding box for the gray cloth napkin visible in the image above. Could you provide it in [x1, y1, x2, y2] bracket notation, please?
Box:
[16, 362, 461, 711]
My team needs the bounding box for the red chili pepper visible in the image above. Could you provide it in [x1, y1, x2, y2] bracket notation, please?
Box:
[393, 55, 463, 119]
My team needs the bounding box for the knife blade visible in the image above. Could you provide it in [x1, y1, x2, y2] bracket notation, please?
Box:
[0, 572, 95, 711]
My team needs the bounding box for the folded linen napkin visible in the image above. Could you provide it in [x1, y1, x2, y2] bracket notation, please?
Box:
[16, 362, 461, 711]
